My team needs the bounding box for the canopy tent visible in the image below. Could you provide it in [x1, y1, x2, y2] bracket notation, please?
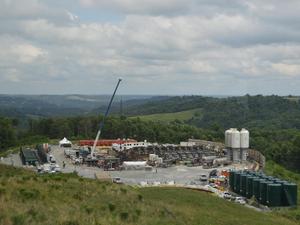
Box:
[59, 137, 72, 147]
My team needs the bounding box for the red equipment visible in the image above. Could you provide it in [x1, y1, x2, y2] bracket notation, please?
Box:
[79, 139, 136, 147]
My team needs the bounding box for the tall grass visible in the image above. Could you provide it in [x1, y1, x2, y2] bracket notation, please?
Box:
[0, 164, 298, 225]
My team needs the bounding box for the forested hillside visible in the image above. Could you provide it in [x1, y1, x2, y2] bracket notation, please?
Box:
[0, 95, 154, 120]
[125, 95, 300, 130]
[1, 95, 300, 172]
[125, 95, 300, 171]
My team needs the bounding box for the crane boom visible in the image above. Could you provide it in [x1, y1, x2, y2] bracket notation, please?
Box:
[91, 79, 122, 157]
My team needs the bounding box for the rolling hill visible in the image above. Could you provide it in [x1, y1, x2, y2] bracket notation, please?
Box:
[0, 164, 298, 225]
[0, 95, 154, 122]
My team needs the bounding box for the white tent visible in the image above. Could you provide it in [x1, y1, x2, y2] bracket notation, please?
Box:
[59, 137, 72, 147]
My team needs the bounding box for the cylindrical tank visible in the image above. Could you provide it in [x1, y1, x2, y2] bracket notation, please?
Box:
[234, 172, 241, 194]
[282, 183, 297, 206]
[231, 129, 240, 162]
[225, 129, 232, 148]
[259, 180, 272, 205]
[231, 128, 240, 149]
[259, 173, 268, 180]
[246, 170, 255, 176]
[240, 128, 249, 148]
[240, 174, 247, 196]
[246, 176, 255, 198]
[267, 183, 282, 207]
[273, 178, 285, 184]
[229, 170, 235, 191]
[252, 178, 261, 200]
[265, 176, 276, 182]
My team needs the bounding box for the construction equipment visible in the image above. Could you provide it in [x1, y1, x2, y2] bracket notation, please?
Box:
[91, 79, 122, 158]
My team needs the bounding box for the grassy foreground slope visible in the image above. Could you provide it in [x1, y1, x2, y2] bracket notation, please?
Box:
[132, 108, 202, 122]
[0, 165, 297, 225]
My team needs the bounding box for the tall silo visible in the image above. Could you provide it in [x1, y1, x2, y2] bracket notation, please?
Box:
[225, 129, 231, 148]
[225, 129, 233, 161]
[231, 128, 240, 162]
[240, 128, 249, 162]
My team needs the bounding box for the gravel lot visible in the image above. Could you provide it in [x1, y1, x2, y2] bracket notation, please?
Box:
[1, 145, 245, 185]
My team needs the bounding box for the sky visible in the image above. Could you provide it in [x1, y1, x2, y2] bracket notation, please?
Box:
[0, 0, 300, 96]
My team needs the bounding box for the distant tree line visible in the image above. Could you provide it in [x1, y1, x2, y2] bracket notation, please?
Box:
[1, 94, 300, 172]
[26, 116, 223, 143]
[0, 117, 16, 151]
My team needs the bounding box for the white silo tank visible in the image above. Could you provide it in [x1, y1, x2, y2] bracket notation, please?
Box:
[231, 128, 240, 149]
[231, 128, 240, 162]
[240, 128, 249, 148]
[240, 128, 249, 161]
[225, 128, 233, 161]
[225, 129, 231, 148]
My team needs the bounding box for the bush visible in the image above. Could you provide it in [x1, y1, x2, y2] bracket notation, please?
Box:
[108, 203, 116, 212]
[137, 194, 143, 201]
[120, 212, 129, 221]
[27, 208, 38, 219]
[18, 188, 40, 200]
[120, 187, 127, 194]
[135, 209, 141, 216]
[0, 187, 6, 196]
[81, 205, 93, 214]
[11, 214, 26, 225]
[72, 193, 82, 200]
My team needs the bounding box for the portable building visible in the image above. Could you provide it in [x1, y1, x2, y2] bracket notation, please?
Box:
[20, 148, 39, 166]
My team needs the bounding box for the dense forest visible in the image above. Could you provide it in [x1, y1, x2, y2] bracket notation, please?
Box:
[0, 95, 300, 172]
[124, 95, 300, 129]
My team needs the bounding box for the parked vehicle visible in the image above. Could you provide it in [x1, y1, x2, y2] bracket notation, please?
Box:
[209, 169, 218, 178]
[223, 192, 232, 199]
[112, 177, 123, 184]
[200, 174, 208, 182]
[235, 197, 246, 204]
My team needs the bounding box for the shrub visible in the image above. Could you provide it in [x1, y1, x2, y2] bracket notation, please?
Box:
[18, 188, 40, 200]
[137, 194, 143, 201]
[0, 187, 6, 196]
[81, 205, 93, 214]
[120, 212, 129, 221]
[108, 203, 116, 212]
[72, 193, 82, 200]
[27, 208, 38, 219]
[11, 214, 26, 225]
[135, 209, 141, 216]
[120, 187, 127, 194]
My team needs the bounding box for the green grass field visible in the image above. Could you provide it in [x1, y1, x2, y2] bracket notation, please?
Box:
[0, 164, 299, 225]
[131, 108, 202, 122]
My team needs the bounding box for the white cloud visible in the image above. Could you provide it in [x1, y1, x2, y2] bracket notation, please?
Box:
[0, 0, 300, 94]
[272, 63, 300, 77]
[79, 0, 189, 15]
[3, 68, 21, 82]
[10, 44, 46, 63]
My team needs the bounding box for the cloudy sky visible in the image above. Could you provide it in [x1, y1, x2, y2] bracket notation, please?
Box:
[0, 0, 300, 95]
